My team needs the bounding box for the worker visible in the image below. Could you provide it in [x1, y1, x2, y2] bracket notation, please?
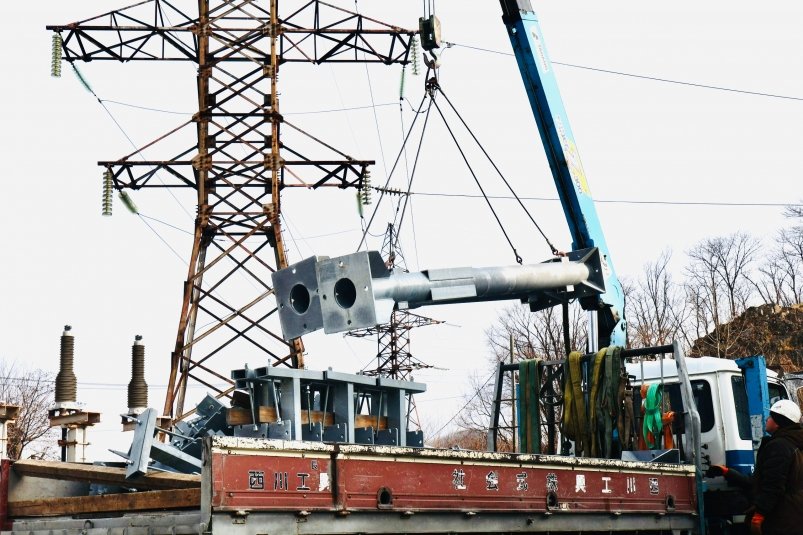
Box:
[707, 399, 803, 535]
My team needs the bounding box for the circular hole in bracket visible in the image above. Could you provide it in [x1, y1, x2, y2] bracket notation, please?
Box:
[334, 278, 357, 309]
[289, 284, 311, 314]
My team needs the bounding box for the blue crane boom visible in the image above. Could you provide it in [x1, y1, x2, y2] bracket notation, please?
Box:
[500, 0, 626, 348]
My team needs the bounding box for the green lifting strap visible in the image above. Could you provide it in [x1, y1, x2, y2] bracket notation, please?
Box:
[643, 383, 664, 449]
[519, 359, 541, 453]
[562, 351, 587, 456]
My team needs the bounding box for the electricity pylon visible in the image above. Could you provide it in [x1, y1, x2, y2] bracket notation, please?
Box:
[346, 223, 441, 429]
[48, 1, 415, 422]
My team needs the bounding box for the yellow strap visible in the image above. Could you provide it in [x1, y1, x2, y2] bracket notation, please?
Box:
[562, 351, 586, 456]
[588, 348, 607, 457]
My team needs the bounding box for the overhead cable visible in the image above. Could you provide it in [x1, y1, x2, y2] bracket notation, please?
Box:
[409, 191, 800, 208]
[445, 41, 803, 102]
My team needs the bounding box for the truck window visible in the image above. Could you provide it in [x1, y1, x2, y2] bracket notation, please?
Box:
[768, 382, 789, 404]
[664, 380, 715, 433]
[731, 376, 752, 440]
[691, 380, 715, 433]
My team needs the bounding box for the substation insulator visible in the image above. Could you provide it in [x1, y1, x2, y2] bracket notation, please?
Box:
[127, 335, 148, 411]
[55, 325, 77, 404]
[102, 169, 113, 216]
[51, 33, 63, 78]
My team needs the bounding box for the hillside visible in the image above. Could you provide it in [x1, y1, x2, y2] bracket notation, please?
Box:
[689, 304, 803, 373]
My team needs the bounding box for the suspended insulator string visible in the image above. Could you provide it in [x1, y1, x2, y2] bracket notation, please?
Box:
[360, 168, 372, 206]
[399, 65, 407, 102]
[102, 169, 113, 216]
[437, 86, 562, 257]
[410, 35, 421, 76]
[430, 98, 522, 265]
[51, 33, 63, 77]
[356, 93, 429, 252]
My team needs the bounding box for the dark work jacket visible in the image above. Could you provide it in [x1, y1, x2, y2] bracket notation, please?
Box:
[725, 423, 803, 535]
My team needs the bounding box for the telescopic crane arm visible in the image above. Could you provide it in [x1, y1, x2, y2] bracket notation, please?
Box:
[500, 0, 626, 348]
[272, 4, 625, 346]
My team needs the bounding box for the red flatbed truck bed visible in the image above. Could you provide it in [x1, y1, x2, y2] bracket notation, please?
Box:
[1, 437, 698, 534]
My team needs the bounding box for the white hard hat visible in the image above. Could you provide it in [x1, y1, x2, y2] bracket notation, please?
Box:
[770, 399, 802, 424]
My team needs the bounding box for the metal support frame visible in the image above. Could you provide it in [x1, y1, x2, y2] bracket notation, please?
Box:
[231, 366, 426, 446]
[47, 2, 416, 425]
[487, 343, 702, 466]
[48, 405, 100, 463]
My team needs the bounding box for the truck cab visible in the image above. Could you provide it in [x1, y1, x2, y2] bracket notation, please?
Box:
[626, 356, 789, 480]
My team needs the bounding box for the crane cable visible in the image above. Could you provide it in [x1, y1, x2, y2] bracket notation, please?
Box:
[435, 83, 563, 258]
[393, 96, 433, 239]
[356, 90, 431, 252]
[429, 86, 523, 264]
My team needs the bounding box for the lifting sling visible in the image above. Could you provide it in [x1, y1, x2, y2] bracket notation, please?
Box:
[562, 351, 588, 456]
[518, 358, 542, 453]
[562, 346, 632, 459]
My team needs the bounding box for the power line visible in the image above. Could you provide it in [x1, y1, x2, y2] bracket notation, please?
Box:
[0, 374, 219, 389]
[444, 41, 803, 102]
[408, 190, 799, 208]
[431, 370, 496, 439]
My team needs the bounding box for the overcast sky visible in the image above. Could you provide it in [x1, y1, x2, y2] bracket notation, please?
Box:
[1, 2, 801, 460]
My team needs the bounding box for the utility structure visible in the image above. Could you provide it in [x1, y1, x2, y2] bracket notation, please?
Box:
[49, 326, 100, 463]
[346, 223, 440, 430]
[347, 224, 440, 379]
[47, 1, 415, 423]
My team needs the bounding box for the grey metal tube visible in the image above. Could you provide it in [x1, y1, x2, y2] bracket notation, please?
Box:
[372, 261, 591, 306]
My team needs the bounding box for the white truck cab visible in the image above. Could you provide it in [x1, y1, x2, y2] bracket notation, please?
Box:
[626, 356, 788, 483]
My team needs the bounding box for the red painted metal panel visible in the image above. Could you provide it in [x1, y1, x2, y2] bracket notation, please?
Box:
[335, 456, 695, 514]
[0, 459, 10, 530]
[209, 444, 697, 517]
[212, 452, 335, 511]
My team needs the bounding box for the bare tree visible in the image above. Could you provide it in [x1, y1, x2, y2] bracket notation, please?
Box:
[0, 361, 58, 460]
[627, 250, 688, 348]
[684, 233, 760, 357]
[751, 230, 802, 306]
[783, 202, 803, 220]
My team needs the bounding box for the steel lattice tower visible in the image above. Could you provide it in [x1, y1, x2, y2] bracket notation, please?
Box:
[48, 1, 414, 422]
[346, 223, 440, 429]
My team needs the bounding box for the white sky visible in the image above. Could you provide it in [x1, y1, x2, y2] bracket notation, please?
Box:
[1, 1, 801, 460]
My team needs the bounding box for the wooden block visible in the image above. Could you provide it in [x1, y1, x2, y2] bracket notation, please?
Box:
[8, 488, 200, 517]
[13, 459, 200, 490]
[227, 406, 336, 427]
[354, 414, 388, 430]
